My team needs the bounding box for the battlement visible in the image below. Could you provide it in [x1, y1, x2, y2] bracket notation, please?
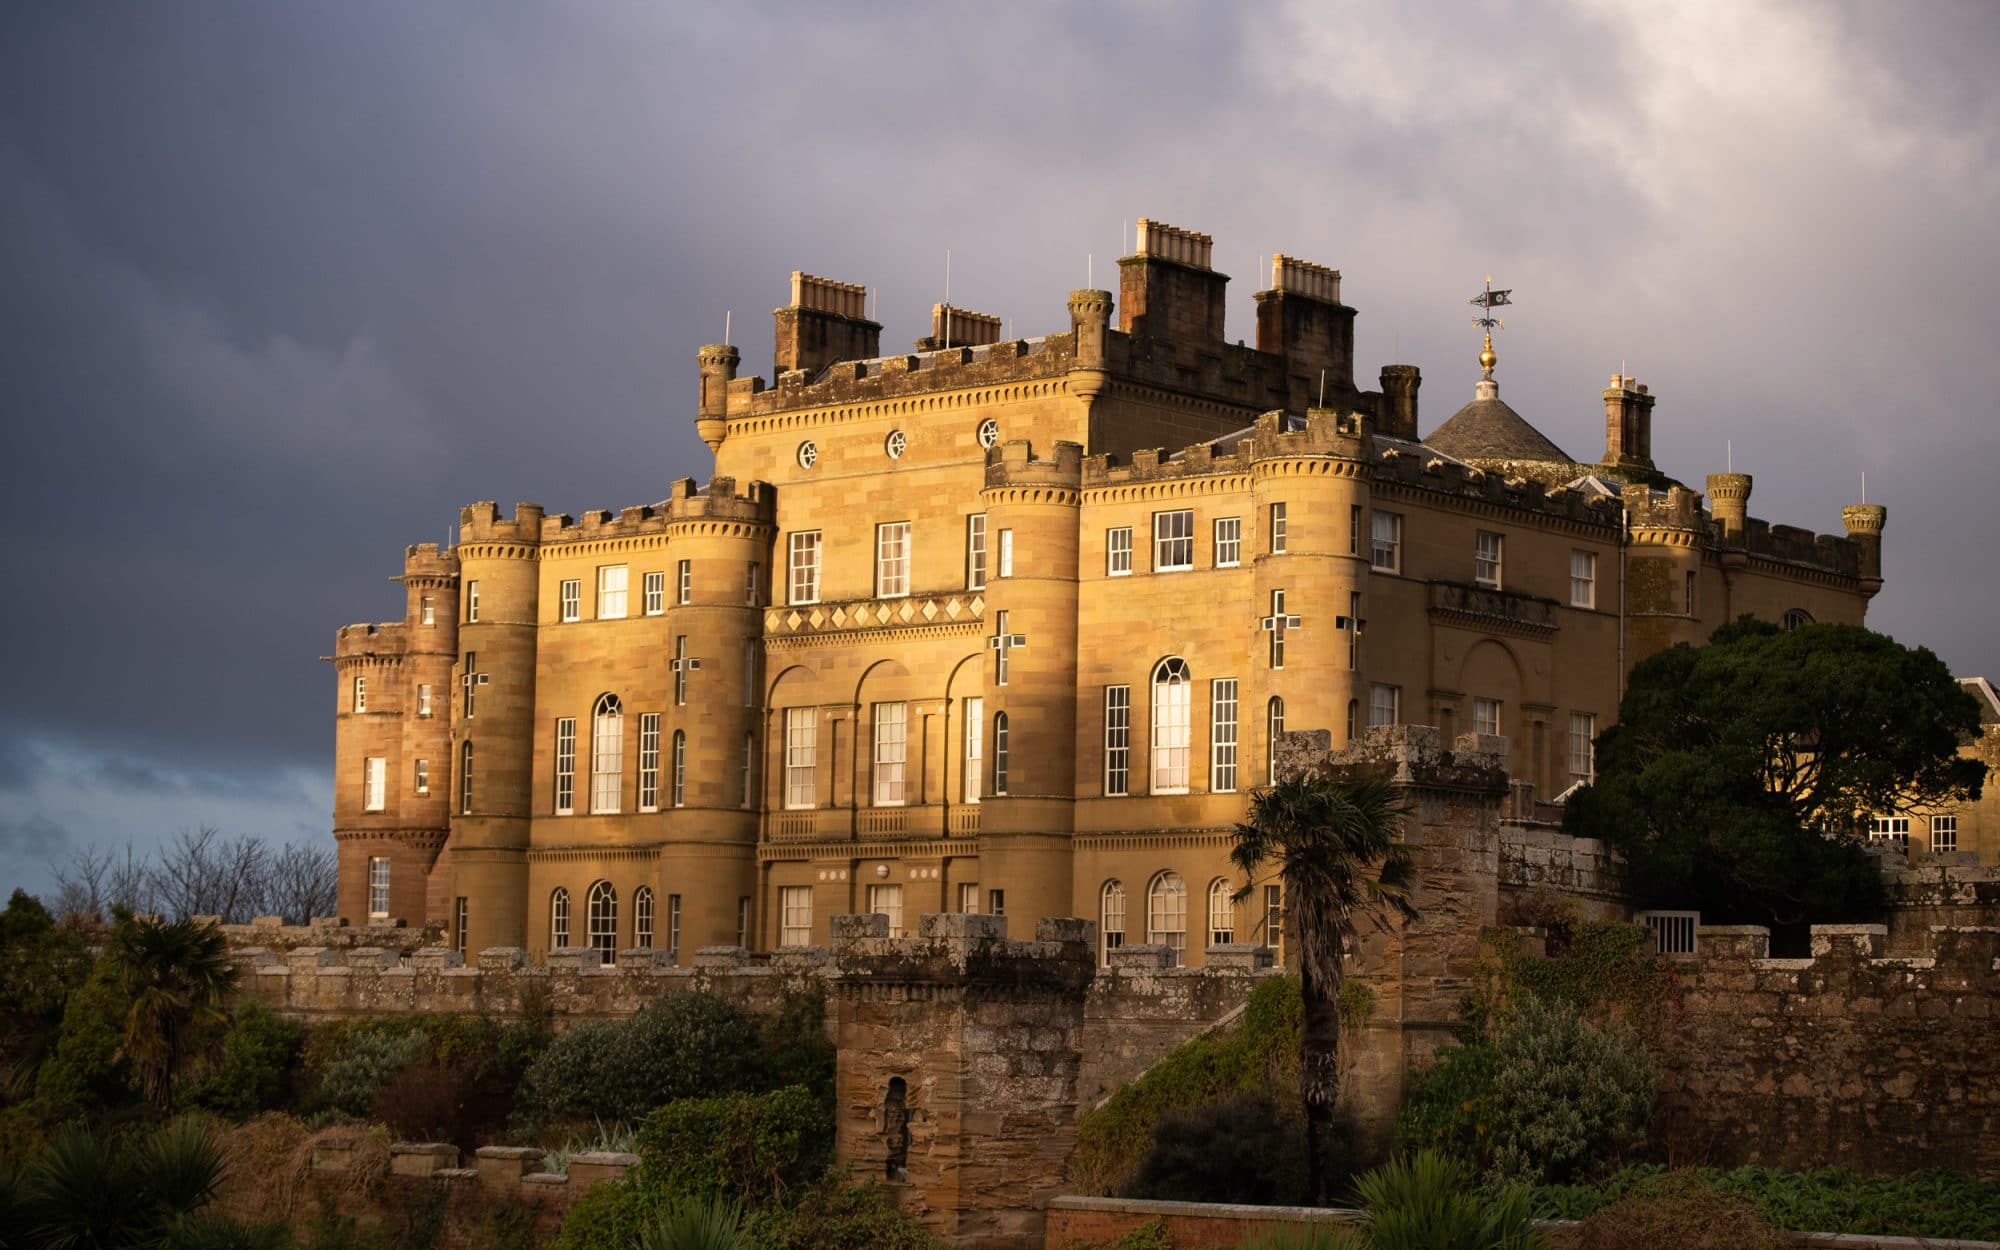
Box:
[1735, 515, 1862, 576]
[985, 438, 1084, 489]
[1622, 482, 1706, 532]
[398, 543, 459, 583]
[729, 331, 1073, 417]
[1269, 253, 1341, 303]
[1132, 217, 1214, 269]
[826, 911, 1097, 992]
[331, 620, 408, 660]
[1679, 922, 2000, 982]
[787, 270, 868, 320]
[457, 501, 546, 546]
[1317, 724, 1513, 792]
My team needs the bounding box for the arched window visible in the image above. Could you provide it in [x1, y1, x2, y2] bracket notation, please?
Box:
[634, 887, 655, 949]
[1147, 871, 1187, 964]
[1266, 697, 1285, 785]
[592, 694, 623, 813]
[993, 712, 1010, 794]
[1208, 878, 1235, 947]
[460, 740, 475, 815]
[1152, 658, 1192, 793]
[672, 730, 687, 807]
[1783, 608, 1813, 631]
[587, 881, 617, 964]
[549, 887, 571, 950]
[1100, 880, 1126, 963]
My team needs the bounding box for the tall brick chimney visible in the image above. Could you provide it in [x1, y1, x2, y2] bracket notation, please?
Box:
[1378, 365, 1421, 441]
[914, 303, 1002, 351]
[773, 272, 881, 377]
[1602, 372, 1657, 469]
[1117, 218, 1227, 346]
[1255, 253, 1356, 399]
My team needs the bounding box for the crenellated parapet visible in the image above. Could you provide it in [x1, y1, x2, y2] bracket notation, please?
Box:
[329, 621, 409, 665]
[1371, 445, 1621, 531]
[983, 438, 1084, 496]
[456, 501, 546, 554]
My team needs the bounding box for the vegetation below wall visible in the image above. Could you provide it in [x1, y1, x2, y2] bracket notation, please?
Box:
[1535, 1164, 2000, 1242]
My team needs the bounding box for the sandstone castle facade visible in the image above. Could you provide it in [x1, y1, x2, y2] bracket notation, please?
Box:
[328, 217, 1894, 962]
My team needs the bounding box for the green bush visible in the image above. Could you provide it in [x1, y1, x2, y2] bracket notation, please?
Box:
[316, 1030, 423, 1118]
[1534, 1164, 2000, 1240]
[1125, 1090, 1306, 1205]
[1351, 1150, 1540, 1250]
[1070, 976, 1302, 1195]
[1391, 1040, 1498, 1166]
[634, 1087, 832, 1208]
[31, 966, 137, 1115]
[1484, 999, 1652, 1187]
[547, 1175, 669, 1250]
[179, 1003, 305, 1121]
[1563, 1173, 1782, 1250]
[743, 1177, 943, 1250]
[637, 1195, 746, 1250]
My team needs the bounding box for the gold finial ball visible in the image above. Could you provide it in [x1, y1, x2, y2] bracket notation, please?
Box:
[1478, 330, 1497, 373]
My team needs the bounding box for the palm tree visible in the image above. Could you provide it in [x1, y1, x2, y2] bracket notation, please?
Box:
[107, 909, 237, 1113]
[1232, 774, 1417, 1205]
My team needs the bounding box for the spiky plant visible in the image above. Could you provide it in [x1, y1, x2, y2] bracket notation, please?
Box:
[638, 1195, 749, 1250]
[1352, 1149, 1541, 1250]
[1232, 774, 1417, 1204]
[107, 909, 237, 1113]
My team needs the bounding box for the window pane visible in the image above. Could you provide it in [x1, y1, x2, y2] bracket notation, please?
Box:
[788, 532, 821, 605]
[638, 714, 660, 810]
[1211, 679, 1238, 793]
[598, 565, 628, 619]
[1104, 686, 1130, 796]
[1107, 527, 1133, 576]
[1151, 658, 1192, 792]
[1147, 872, 1187, 964]
[785, 708, 817, 809]
[963, 697, 983, 804]
[1214, 517, 1241, 567]
[876, 521, 911, 597]
[873, 703, 907, 805]
[592, 695, 623, 813]
[1570, 550, 1596, 608]
[1154, 510, 1194, 571]
[780, 885, 812, 946]
[555, 718, 576, 814]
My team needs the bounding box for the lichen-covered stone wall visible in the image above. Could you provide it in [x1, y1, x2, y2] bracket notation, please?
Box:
[1663, 923, 2000, 1179]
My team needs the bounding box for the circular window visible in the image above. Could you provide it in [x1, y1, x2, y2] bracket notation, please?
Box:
[796, 440, 818, 469]
[885, 430, 907, 460]
[976, 418, 1000, 450]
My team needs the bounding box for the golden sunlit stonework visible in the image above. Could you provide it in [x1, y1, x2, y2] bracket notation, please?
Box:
[327, 218, 1892, 963]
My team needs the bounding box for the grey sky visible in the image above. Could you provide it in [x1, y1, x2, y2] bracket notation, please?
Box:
[4, 1, 1997, 897]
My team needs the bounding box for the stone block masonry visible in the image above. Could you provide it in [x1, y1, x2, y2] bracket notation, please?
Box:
[1664, 923, 2000, 1179]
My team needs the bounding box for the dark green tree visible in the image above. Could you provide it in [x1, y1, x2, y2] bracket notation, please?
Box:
[105, 910, 237, 1113]
[1566, 618, 1986, 927]
[0, 891, 91, 1106]
[1231, 775, 1416, 1204]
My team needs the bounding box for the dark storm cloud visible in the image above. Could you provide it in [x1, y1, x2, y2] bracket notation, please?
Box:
[2, 1, 1996, 895]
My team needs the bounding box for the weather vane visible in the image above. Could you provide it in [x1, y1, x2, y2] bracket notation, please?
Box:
[1468, 275, 1512, 380]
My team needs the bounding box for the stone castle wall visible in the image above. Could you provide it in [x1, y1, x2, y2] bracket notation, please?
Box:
[1664, 922, 2000, 1179]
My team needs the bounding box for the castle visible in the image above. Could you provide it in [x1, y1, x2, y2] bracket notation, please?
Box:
[327, 217, 1893, 962]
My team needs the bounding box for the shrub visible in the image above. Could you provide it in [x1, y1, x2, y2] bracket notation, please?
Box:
[547, 1176, 669, 1250]
[1533, 1163, 2000, 1240]
[1070, 976, 1302, 1195]
[180, 1003, 305, 1121]
[1351, 1150, 1540, 1250]
[1565, 1174, 1782, 1250]
[1234, 1226, 1366, 1250]
[514, 992, 782, 1130]
[1124, 1090, 1306, 1205]
[743, 1177, 943, 1250]
[634, 1086, 832, 1208]
[636, 1195, 746, 1250]
[32, 965, 136, 1115]
[1484, 999, 1653, 1187]
[1391, 1040, 1499, 1166]
[315, 1030, 424, 1118]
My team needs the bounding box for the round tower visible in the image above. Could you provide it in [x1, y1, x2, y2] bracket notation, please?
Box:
[696, 344, 740, 452]
[1842, 503, 1886, 597]
[976, 439, 1084, 929]
[1706, 472, 1753, 542]
[446, 501, 544, 952]
[1622, 483, 1708, 665]
[657, 477, 774, 963]
[1250, 410, 1373, 755]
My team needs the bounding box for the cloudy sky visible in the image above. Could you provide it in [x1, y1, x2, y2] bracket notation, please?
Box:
[4, 1, 1996, 899]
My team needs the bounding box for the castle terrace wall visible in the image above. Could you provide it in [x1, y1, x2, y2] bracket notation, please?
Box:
[1663, 923, 2000, 1180]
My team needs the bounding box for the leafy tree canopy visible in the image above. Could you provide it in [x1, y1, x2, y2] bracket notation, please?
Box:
[1565, 618, 1986, 926]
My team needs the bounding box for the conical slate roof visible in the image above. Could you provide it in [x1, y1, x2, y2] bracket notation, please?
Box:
[1424, 380, 1573, 465]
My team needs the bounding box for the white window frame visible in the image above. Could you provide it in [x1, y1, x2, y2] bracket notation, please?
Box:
[638, 713, 661, 811]
[363, 756, 386, 813]
[555, 717, 577, 815]
[465, 581, 480, 622]
[1268, 502, 1287, 554]
[992, 711, 1010, 795]
[671, 729, 686, 808]
[963, 697, 983, 804]
[1211, 678, 1238, 793]
[587, 881, 617, 963]
[1570, 550, 1596, 609]
[1214, 516, 1241, 568]
[591, 694, 623, 814]
[966, 513, 988, 590]
[1568, 712, 1595, 781]
[1931, 814, 1959, 853]
[1151, 657, 1193, 794]
[876, 521, 912, 598]
[1369, 683, 1400, 728]
[867, 883, 905, 938]
[1475, 531, 1503, 589]
[1100, 880, 1126, 963]
[598, 565, 628, 620]
[788, 531, 821, 605]
[1371, 512, 1402, 573]
[420, 596, 434, 626]
[958, 882, 980, 914]
[1473, 697, 1502, 738]
[1869, 815, 1911, 848]
[560, 579, 582, 623]
[1147, 871, 1187, 964]
[460, 740, 474, 815]
[1153, 509, 1194, 572]
[667, 893, 682, 960]
[1208, 877, 1234, 947]
[1107, 527, 1134, 577]
[1266, 696, 1285, 785]
[417, 684, 432, 717]
[549, 887, 570, 949]
[634, 887, 654, 949]
[1263, 883, 1283, 955]
[784, 707, 817, 809]
[997, 528, 1014, 578]
[779, 885, 812, 947]
[352, 676, 367, 713]
[1104, 685, 1131, 796]
[367, 856, 390, 920]
[873, 702, 907, 806]
[677, 559, 692, 606]
[414, 758, 429, 795]
[644, 570, 666, 616]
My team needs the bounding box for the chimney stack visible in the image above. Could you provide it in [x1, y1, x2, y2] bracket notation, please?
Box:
[1377, 365, 1421, 441]
[915, 304, 1002, 351]
[1118, 218, 1228, 346]
[1255, 253, 1357, 404]
[1602, 372, 1657, 469]
[774, 272, 881, 377]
